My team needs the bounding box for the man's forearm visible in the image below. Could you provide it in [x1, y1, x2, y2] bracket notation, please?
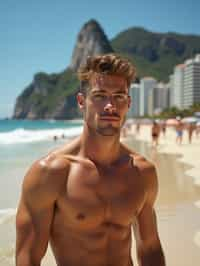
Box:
[138, 247, 166, 266]
[16, 253, 41, 266]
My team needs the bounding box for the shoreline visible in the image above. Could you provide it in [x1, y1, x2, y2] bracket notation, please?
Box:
[123, 124, 200, 266]
[127, 124, 200, 187]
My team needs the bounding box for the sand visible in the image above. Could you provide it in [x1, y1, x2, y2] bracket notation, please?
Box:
[125, 123, 200, 266]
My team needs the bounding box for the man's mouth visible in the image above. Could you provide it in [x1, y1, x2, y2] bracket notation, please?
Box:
[99, 115, 120, 121]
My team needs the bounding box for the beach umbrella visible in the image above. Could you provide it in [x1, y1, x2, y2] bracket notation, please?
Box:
[166, 118, 179, 126]
[181, 117, 198, 123]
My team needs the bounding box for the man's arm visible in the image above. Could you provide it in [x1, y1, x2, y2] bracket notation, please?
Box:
[16, 155, 67, 266]
[133, 160, 166, 266]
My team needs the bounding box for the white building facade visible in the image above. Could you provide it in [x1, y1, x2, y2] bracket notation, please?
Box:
[183, 55, 200, 109]
[139, 77, 157, 116]
[128, 83, 140, 118]
[169, 54, 200, 109]
[173, 64, 185, 109]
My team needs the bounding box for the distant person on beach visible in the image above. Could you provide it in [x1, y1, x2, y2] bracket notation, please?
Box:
[196, 123, 200, 138]
[186, 123, 196, 143]
[151, 121, 160, 147]
[161, 121, 167, 137]
[175, 117, 184, 145]
[135, 120, 141, 134]
[16, 54, 165, 266]
[53, 135, 58, 141]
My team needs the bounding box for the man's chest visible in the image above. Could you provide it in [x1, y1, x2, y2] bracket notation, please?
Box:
[57, 162, 146, 228]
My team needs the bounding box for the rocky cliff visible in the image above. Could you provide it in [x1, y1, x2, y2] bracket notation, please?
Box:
[70, 19, 113, 71]
[13, 19, 113, 119]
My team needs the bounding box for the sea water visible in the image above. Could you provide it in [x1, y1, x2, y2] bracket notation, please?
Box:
[0, 119, 83, 265]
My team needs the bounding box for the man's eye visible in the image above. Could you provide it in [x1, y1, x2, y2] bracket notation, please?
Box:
[113, 94, 127, 101]
[94, 94, 106, 100]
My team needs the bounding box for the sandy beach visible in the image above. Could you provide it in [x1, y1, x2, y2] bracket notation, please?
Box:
[125, 123, 200, 266]
[1, 122, 200, 265]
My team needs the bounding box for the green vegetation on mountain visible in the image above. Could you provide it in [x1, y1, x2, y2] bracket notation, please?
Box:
[111, 27, 200, 81]
[15, 68, 80, 119]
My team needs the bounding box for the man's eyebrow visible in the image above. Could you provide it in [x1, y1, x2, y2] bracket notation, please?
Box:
[91, 89, 128, 94]
[115, 90, 128, 94]
[91, 89, 107, 93]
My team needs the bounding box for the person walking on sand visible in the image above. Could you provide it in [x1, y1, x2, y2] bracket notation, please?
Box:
[186, 122, 196, 143]
[135, 120, 141, 134]
[151, 121, 160, 147]
[16, 54, 165, 266]
[175, 117, 184, 145]
[161, 121, 167, 137]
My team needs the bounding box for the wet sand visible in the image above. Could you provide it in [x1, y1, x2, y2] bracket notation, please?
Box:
[126, 137, 200, 266]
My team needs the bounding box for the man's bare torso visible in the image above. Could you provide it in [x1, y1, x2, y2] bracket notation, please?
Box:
[48, 139, 146, 266]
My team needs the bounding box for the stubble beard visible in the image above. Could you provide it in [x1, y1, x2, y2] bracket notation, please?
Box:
[96, 124, 120, 136]
[86, 119, 121, 137]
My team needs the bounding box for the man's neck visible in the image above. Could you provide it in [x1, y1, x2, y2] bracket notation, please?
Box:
[79, 125, 121, 166]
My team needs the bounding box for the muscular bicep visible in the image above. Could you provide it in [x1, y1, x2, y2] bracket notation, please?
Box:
[16, 157, 64, 264]
[133, 160, 165, 265]
[134, 204, 159, 249]
[16, 195, 55, 262]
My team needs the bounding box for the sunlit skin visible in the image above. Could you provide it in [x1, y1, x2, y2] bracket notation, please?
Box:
[16, 73, 165, 266]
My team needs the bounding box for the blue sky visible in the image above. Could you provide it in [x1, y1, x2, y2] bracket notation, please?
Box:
[0, 0, 199, 118]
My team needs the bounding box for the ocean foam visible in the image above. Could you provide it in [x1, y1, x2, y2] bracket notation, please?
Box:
[0, 126, 83, 145]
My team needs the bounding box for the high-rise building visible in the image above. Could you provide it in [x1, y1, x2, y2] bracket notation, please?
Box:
[139, 77, 157, 116]
[153, 82, 170, 114]
[173, 64, 185, 109]
[183, 55, 200, 108]
[128, 83, 140, 118]
[169, 74, 174, 107]
[169, 54, 200, 109]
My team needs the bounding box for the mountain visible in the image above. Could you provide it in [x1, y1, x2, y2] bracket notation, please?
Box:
[111, 27, 200, 81]
[70, 19, 113, 71]
[13, 21, 200, 119]
[13, 19, 113, 119]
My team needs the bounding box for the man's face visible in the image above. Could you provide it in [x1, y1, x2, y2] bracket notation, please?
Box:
[78, 73, 131, 136]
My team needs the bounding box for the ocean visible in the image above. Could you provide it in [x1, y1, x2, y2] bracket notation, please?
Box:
[0, 119, 83, 265]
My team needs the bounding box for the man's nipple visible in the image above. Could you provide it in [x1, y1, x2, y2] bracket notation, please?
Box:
[76, 213, 85, 220]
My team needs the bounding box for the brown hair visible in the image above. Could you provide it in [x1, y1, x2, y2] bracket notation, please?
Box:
[78, 53, 136, 93]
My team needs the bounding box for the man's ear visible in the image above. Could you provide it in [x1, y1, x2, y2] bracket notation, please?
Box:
[77, 93, 85, 111]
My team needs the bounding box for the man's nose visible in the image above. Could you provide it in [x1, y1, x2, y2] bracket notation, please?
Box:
[104, 100, 117, 112]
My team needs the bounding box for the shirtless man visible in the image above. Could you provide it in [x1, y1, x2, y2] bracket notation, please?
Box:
[16, 54, 165, 266]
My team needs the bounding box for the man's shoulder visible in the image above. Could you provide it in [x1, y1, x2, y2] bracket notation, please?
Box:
[134, 154, 155, 174]
[121, 143, 155, 171]
[22, 152, 72, 199]
[35, 152, 71, 176]
[126, 151, 158, 205]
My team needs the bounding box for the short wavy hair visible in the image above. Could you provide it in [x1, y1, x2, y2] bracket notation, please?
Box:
[78, 53, 136, 93]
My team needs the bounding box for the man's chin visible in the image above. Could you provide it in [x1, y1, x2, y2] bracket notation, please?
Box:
[96, 125, 120, 136]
